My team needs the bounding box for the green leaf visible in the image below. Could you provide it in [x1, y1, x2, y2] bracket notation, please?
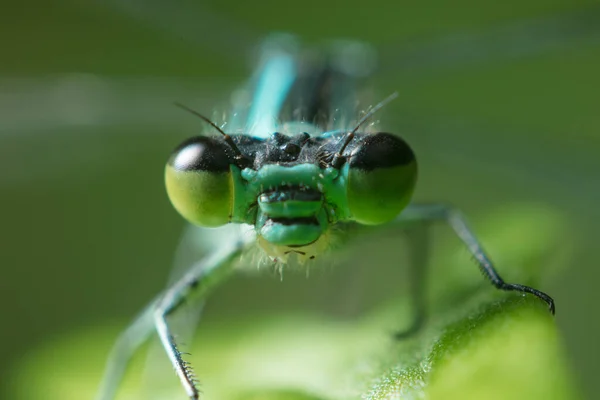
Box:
[5, 204, 579, 400]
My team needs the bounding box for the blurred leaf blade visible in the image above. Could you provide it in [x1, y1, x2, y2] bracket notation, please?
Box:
[427, 297, 579, 400]
[5, 204, 579, 400]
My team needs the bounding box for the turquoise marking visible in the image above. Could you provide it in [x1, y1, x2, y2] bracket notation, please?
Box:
[321, 130, 345, 138]
[246, 53, 296, 138]
[258, 199, 323, 218]
[242, 164, 337, 188]
[230, 164, 353, 226]
[258, 213, 325, 246]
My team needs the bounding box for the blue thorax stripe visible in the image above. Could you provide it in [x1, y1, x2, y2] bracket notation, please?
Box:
[246, 52, 296, 139]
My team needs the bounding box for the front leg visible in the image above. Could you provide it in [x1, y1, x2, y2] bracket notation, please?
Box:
[96, 237, 247, 400]
[393, 221, 432, 338]
[153, 241, 246, 399]
[399, 203, 555, 314]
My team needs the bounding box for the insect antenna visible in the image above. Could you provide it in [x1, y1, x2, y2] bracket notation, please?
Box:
[174, 102, 244, 158]
[331, 92, 399, 168]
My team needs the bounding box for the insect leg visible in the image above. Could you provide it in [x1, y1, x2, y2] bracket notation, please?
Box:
[153, 241, 246, 400]
[394, 221, 432, 338]
[399, 203, 555, 314]
[96, 240, 246, 400]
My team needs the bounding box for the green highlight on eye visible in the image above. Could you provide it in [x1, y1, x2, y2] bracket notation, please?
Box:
[346, 162, 418, 225]
[165, 165, 233, 227]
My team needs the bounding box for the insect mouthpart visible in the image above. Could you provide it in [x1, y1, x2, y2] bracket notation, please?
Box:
[255, 183, 330, 263]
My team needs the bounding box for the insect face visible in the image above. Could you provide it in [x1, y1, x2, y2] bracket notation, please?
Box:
[166, 130, 417, 263]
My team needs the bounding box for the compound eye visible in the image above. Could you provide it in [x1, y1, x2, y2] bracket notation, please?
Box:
[346, 132, 417, 225]
[165, 137, 234, 227]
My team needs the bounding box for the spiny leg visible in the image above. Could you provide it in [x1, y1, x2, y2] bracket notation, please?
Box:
[394, 221, 432, 338]
[96, 241, 246, 400]
[153, 242, 245, 400]
[399, 203, 555, 314]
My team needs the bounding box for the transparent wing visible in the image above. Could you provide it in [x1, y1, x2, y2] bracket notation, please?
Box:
[140, 225, 206, 398]
[140, 223, 253, 398]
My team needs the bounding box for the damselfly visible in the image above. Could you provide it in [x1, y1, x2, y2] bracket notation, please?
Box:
[96, 33, 555, 400]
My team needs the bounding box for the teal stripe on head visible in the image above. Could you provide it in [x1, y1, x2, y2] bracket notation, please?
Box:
[247, 52, 296, 138]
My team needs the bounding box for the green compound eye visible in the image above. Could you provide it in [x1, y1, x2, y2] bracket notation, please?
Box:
[346, 132, 417, 225]
[165, 137, 234, 227]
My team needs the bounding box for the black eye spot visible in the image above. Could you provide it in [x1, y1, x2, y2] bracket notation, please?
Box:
[168, 137, 233, 172]
[350, 132, 415, 170]
[283, 142, 301, 155]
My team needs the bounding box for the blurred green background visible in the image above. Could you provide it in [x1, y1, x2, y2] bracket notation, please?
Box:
[1, 0, 599, 398]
